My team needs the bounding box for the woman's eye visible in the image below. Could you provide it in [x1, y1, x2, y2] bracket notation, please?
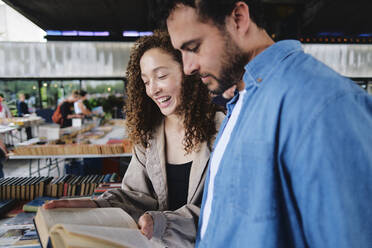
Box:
[143, 81, 149, 85]
[158, 74, 168, 79]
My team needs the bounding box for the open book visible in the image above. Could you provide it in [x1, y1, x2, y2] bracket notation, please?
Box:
[34, 207, 152, 248]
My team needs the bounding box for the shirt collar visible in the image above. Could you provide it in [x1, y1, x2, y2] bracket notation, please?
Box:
[243, 40, 303, 89]
[226, 89, 246, 117]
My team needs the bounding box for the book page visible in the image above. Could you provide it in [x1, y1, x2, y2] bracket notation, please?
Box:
[40, 207, 137, 230]
[50, 224, 152, 248]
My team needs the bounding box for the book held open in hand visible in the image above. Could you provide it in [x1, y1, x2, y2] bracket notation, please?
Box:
[34, 207, 152, 248]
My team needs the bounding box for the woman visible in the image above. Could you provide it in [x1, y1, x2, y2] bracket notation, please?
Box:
[74, 90, 92, 116]
[44, 31, 224, 247]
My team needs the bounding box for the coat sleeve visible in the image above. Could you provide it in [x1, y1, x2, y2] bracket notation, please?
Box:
[93, 144, 159, 221]
[146, 204, 201, 248]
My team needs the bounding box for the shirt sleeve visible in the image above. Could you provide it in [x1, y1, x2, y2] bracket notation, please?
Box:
[290, 92, 372, 247]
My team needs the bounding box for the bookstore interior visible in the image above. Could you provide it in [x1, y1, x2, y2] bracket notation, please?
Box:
[0, 0, 371, 247]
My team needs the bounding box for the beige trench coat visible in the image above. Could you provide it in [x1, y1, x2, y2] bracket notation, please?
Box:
[94, 112, 224, 248]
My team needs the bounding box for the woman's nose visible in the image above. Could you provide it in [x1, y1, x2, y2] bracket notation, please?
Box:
[148, 81, 160, 96]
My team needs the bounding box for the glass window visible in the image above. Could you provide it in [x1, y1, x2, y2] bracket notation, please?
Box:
[0, 80, 39, 115]
[82, 80, 125, 94]
[40, 80, 80, 108]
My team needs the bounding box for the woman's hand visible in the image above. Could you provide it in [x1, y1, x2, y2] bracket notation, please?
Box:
[138, 213, 154, 240]
[43, 199, 97, 209]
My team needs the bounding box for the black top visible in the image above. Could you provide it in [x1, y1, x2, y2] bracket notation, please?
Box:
[60, 101, 74, 128]
[166, 161, 192, 211]
[17, 101, 29, 116]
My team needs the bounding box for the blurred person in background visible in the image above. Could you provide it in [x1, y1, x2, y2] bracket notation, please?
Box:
[17, 93, 32, 140]
[60, 90, 83, 128]
[0, 93, 12, 118]
[74, 90, 93, 117]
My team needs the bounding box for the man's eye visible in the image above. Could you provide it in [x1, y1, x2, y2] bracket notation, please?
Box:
[189, 44, 200, 52]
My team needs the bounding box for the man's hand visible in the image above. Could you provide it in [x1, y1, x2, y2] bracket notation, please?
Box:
[222, 85, 236, 99]
[43, 199, 97, 209]
[138, 213, 154, 240]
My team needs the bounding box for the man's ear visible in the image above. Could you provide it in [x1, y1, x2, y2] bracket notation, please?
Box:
[228, 1, 251, 37]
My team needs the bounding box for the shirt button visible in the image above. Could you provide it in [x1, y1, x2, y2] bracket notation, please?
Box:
[257, 77, 263, 83]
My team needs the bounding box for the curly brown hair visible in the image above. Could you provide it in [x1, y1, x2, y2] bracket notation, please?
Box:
[125, 30, 220, 153]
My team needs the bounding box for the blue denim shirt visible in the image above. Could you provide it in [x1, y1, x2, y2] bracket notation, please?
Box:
[196, 40, 372, 248]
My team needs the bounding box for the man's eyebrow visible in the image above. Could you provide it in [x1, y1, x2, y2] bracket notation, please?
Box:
[180, 39, 201, 50]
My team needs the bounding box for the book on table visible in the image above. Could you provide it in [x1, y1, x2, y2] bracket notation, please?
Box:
[34, 207, 152, 248]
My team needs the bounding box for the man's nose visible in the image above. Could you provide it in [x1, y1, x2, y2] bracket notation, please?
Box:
[183, 53, 199, 75]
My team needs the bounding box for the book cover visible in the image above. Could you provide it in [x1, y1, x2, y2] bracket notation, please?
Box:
[23, 197, 58, 213]
[109, 172, 119, 182]
[38, 176, 54, 197]
[25, 177, 39, 201]
[45, 177, 59, 197]
[0, 177, 13, 199]
[29, 177, 44, 201]
[4, 212, 36, 225]
[102, 173, 111, 183]
[83, 175, 95, 196]
[58, 175, 72, 197]
[78, 175, 89, 196]
[65, 175, 77, 197]
[11, 177, 25, 200]
[71, 176, 84, 196]
[20, 177, 35, 201]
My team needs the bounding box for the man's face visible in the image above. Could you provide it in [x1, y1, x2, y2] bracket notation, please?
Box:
[167, 5, 248, 94]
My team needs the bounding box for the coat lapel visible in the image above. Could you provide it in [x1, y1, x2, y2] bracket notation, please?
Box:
[187, 142, 210, 202]
[146, 121, 168, 210]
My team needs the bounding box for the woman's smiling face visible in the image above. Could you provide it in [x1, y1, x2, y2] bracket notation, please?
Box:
[140, 48, 183, 117]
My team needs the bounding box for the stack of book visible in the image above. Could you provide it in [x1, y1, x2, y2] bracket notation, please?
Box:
[0, 174, 121, 200]
[13, 143, 130, 156]
[0, 176, 53, 201]
[46, 173, 120, 198]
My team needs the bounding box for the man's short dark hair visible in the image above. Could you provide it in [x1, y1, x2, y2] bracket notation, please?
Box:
[0, 93, 4, 98]
[156, 0, 195, 28]
[157, 0, 265, 30]
[196, 0, 265, 29]
[78, 90, 87, 97]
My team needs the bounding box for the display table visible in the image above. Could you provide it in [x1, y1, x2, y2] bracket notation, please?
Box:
[8, 123, 132, 177]
[0, 116, 44, 146]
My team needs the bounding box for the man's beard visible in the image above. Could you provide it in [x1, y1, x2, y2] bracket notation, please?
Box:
[210, 32, 249, 95]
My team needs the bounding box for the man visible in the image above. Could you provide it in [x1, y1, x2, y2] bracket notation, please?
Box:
[162, 0, 372, 247]
[17, 93, 32, 140]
